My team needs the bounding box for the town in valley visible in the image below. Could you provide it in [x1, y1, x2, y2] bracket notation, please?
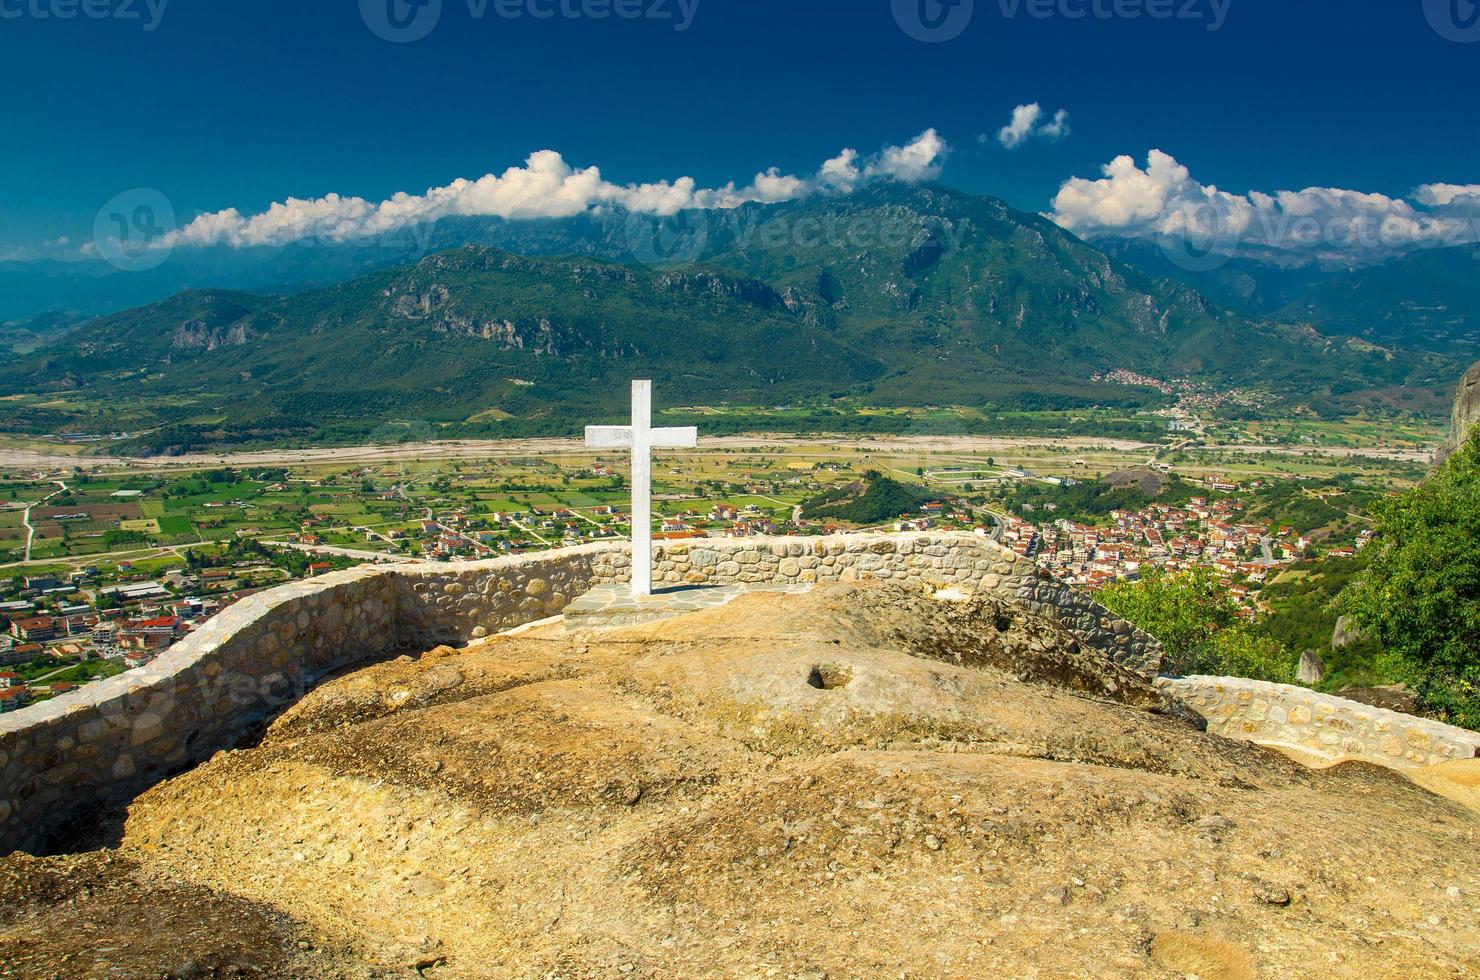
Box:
[0, 410, 1433, 713]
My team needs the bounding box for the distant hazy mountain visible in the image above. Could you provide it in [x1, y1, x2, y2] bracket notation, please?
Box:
[0, 207, 738, 325]
[1275, 245, 1480, 354]
[0, 310, 84, 354]
[1103, 239, 1480, 357]
[1095, 239, 1336, 314]
[0, 184, 1454, 453]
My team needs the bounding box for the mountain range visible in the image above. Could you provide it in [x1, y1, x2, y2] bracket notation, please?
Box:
[1103, 239, 1480, 354]
[0, 183, 1467, 453]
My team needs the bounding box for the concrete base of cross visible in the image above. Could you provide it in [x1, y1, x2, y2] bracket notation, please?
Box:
[563, 582, 812, 633]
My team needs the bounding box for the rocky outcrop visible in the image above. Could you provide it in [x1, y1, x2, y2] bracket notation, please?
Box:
[6, 583, 1478, 978]
[1437, 360, 1480, 466]
[0, 533, 1158, 858]
[1297, 650, 1324, 684]
[171, 316, 255, 351]
[1332, 614, 1364, 651]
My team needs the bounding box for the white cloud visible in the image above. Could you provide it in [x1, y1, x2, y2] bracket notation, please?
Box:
[157, 131, 951, 251]
[1048, 150, 1480, 261]
[866, 128, 949, 182]
[1414, 182, 1480, 209]
[1040, 109, 1070, 141]
[818, 148, 862, 193]
[997, 104, 1070, 149]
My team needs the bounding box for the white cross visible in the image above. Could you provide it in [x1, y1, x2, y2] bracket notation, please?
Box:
[586, 380, 698, 597]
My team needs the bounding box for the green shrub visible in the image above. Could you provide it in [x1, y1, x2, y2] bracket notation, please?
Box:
[1098, 567, 1297, 684]
[1339, 431, 1480, 730]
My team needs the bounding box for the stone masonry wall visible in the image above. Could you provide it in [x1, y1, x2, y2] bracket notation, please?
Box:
[645, 533, 1164, 676]
[0, 566, 400, 855]
[390, 533, 1164, 674]
[1159, 676, 1480, 771]
[0, 532, 1152, 855]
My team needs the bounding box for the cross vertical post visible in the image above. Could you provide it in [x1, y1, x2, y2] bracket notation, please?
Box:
[585, 380, 698, 598]
[630, 380, 654, 597]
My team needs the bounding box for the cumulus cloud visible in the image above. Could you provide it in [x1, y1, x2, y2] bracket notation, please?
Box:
[867, 128, 949, 181]
[817, 148, 862, 193]
[1414, 183, 1480, 209]
[996, 104, 1070, 150]
[1048, 150, 1480, 261]
[155, 131, 950, 251]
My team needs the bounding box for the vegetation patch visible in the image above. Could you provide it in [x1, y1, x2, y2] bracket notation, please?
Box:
[800, 472, 936, 526]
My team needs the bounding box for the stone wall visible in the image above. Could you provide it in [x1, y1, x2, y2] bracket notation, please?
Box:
[0, 532, 1156, 855]
[0, 566, 401, 855]
[1159, 676, 1480, 770]
[645, 533, 1164, 676]
[390, 532, 1164, 674]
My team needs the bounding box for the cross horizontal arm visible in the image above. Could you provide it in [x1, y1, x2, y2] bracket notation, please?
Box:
[650, 427, 698, 449]
[585, 426, 633, 448]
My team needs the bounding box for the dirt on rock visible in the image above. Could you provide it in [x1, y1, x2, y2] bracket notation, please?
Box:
[7, 582, 1479, 978]
[0, 852, 326, 978]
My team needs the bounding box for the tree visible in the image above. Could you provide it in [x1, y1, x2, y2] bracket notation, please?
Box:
[1097, 567, 1296, 683]
[1097, 567, 1239, 664]
[1339, 431, 1480, 728]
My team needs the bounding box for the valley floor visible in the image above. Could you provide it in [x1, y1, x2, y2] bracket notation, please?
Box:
[0, 431, 1435, 473]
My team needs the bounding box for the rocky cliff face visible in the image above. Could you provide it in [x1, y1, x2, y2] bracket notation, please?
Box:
[1438, 360, 1480, 466]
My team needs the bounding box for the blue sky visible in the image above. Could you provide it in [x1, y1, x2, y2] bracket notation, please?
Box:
[1, 0, 1476, 257]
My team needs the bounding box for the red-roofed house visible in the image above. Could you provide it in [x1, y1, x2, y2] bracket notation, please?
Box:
[119, 617, 183, 652]
[9, 617, 57, 643]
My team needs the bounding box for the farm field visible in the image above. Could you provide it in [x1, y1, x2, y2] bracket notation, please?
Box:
[0, 424, 1433, 570]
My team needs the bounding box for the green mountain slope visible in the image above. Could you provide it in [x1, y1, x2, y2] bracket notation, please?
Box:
[1276, 245, 1480, 353]
[1103, 238, 1480, 358]
[0, 311, 84, 355]
[0, 250, 883, 450]
[0, 185, 1454, 452]
[695, 184, 1436, 406]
